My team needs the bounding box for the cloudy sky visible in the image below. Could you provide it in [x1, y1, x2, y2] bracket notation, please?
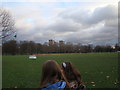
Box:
[1, 0, 118, 45]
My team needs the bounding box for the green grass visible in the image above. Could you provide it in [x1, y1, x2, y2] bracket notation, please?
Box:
[2, 53, 119, 88]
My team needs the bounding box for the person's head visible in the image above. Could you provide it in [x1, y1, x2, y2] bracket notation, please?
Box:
[61, 62, 82, 84]
[40, 60, 70, 88]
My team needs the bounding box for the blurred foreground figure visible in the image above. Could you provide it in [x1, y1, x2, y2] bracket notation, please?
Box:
[61, 62, 86, 90]
[39, 60, 70, 90]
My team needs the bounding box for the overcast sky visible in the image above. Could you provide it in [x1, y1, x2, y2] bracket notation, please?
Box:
[0, 0, 118, 45]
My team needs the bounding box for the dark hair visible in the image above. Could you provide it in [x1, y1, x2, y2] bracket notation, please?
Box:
[61, 62, 82, 84]
[40, 60, 70, 88]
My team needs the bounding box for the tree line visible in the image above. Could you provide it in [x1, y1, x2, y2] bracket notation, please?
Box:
[2, 40, 120, 55]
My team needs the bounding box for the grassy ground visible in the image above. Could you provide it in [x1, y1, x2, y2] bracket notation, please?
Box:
[2, 53, 119, 88]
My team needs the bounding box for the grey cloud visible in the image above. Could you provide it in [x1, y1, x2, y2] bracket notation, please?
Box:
[105, 19, 118, 27]
[17, 30, 50, 43]
[59, 5, 117, 26]
[90, 5, 117, 24]
[46, 20, 81, 33]
[63, 26, 118, 45]
[54, 4, 118, 45]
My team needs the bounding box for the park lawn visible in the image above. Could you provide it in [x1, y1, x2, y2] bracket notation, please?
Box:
[2, 52, 119, 88]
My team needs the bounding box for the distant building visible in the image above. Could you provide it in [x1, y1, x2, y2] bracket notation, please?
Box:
[54, 41, 58, 46]
[49, 39, 55, 46]
[59, 40, 65, 46]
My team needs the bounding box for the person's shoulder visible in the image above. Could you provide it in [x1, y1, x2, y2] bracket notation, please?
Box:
[58, 81, 66, 88]
[52, 81, 66, 88]
[41, 81, 66, 89]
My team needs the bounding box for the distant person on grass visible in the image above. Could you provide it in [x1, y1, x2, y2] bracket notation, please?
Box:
[39, 60, 70, 90]
[61, 62, 86, 90]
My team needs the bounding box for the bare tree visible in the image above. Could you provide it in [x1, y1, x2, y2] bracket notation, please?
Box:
[0, 8, 16, 43]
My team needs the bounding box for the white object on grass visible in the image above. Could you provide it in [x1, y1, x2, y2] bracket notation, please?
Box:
[92, 84, 96, 86]
[106, 76, 110, 78]
[91, 82, 95, 84]
[29, 55, 37, 59]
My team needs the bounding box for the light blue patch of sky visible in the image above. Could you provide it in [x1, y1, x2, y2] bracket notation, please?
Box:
[25, 18, 34, 22]
[0, 2, 96, 18]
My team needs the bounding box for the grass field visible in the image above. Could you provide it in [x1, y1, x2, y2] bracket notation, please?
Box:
[2, 53, 119, 88]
